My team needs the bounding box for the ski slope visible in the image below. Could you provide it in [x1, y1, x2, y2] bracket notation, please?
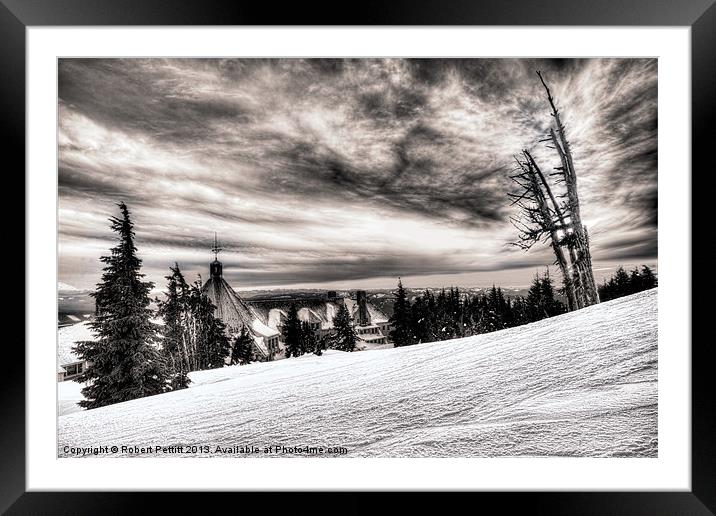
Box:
[58, 289, 657, 458]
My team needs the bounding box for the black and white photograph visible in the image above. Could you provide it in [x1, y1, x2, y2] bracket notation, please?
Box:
[57, 57, 658, 458]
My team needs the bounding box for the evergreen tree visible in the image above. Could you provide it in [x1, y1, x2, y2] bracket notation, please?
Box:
[598, 277, 616, 301]
[300, 321, 318, 355]
[314, 334, 327, 356]
[465, 294, 486, 335]
[540, 271, 565, 318]
[410, 290, 440, 342]
[389, 278, 414, 346]
[485, 285, 504, 331]
[156, 263, 191, 390]
[629, 267, 643, 294]
[282, 303, 303, 358]
[440, 287, 463, 339]
[503, 295, 515, 327]
[526, 274, 543, 321]
[435, 289, 449, 338]
[231, 325, 255, 365]
[188, 283, 231, 369]
[410, 294, 431, 343]
[613, 266, 631, 297]
[73, 202, 167, 409]
[332, 302, 357, 352]
[640, 265, 658, 289]
[511, 296, 530, 326]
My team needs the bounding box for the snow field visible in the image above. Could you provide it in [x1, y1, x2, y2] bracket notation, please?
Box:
[58, 289, 657, 458]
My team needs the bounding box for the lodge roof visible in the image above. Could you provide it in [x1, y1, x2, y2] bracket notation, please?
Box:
[57, 320, 94, 369]
[201, 274, 279, 358]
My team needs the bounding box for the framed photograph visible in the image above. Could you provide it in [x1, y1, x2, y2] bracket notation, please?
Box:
[6, 0, 713, 513]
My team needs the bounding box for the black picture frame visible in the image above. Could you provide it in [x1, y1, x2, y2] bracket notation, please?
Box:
[3, 1, 713, 513]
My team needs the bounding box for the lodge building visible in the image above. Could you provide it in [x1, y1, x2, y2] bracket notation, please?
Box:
[201, 253, 391, 361]
[57, 247, 393, 381]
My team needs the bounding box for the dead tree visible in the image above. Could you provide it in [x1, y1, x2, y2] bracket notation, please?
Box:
[509, 71, 599, 310]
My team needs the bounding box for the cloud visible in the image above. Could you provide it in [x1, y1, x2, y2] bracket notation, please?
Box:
[58, 58, 657, 289]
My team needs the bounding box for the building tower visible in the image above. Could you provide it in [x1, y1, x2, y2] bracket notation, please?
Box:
[210, 232, 223, 279]
[200, 232, 281, 360]
[356, 290, 371, 327]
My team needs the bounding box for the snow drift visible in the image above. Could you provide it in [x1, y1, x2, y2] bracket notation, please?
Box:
[58, 289, 657, 457]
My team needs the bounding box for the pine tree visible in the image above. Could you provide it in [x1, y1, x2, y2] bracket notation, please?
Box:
[314, 334, 327, 356]
[526, 274, 543, 322]
[503, 295, 515, 327]
[613, 266, 631, 297]
[497, 287, 508, 317]
[282, 304, 303, 358]
[525, 271, 565, 322]
[389, 278, 414, 346]
[231, 325, 255, 365]
[332, 302, 357, 352]
[598, 277, 617, 301]
[73, 202, 168, 409]
[435, 288, 448, 339]
[157, 263, 191, 390]
[300, 321, 318, 354]
[465, 294, 486, 335]
[410, 294, 431, 344]
[641, 265, 658, 289]
[486, 285, 502, 331]
[629, 267, 643, 294]
[449, 287, 466, 337]
[425, 290, 438, 340]
[540, 271, 565, 318]
[511, 296, 529, 326]
[188, 283, 231, 369]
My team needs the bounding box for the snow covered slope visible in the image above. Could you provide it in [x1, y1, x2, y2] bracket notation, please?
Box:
[58, 289, 657, 458]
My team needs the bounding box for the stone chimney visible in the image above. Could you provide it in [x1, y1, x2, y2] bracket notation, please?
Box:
[356, 290, 370, 326]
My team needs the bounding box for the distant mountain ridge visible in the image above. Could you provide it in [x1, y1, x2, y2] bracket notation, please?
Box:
[58, 281, 82, 292]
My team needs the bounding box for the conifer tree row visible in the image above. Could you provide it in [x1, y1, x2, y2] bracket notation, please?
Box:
[74, 203, 234, 409]
[157, 265, 231, 380]
[389, 273, 567, 347]
[280, 301, 357, 356]
[598, 265, 657, 302]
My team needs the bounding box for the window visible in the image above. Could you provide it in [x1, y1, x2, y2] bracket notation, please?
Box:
[64, 362, 83, 376]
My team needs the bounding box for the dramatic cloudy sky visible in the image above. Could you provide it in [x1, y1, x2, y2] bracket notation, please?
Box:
[58, 58, 657, 291]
